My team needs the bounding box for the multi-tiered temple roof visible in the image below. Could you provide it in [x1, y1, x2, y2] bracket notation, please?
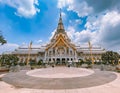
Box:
[10, 10, 106, 62]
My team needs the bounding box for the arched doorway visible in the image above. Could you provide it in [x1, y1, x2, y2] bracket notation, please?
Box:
[56, 58, 60, 65]
[56, 58, 66, 66]
[62, 58, 66, 65]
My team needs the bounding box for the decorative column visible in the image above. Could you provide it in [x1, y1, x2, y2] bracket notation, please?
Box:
[75, 50, 77, 60]
[64, 47, 66, 56]
[69, 48, 70, 56]
[44, 51, 47, 62]
[51, 49, 53, 57]
[55, 47, 58, 57]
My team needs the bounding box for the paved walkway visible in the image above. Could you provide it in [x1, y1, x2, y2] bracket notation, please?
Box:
[0, 67, 120, 93]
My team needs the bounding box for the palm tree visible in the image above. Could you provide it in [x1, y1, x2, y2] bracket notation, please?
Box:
[0, 31, 7, 45]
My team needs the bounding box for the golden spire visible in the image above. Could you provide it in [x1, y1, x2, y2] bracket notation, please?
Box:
[57, 9, 65, 33]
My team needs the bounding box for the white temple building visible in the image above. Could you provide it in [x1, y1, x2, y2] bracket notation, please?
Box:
[12, 12, 106, 65]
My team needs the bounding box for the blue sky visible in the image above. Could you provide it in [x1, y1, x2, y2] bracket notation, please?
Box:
[0, 0, 59, 44]
[0, 0, 120, 53]
[0, 0, 86, 44]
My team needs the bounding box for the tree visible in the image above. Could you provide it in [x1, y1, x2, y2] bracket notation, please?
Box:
[0, 31, 7, 45]
[37, 60, 42, 66]
[101, 51, 120, 65]
[0, 54, 19, 67]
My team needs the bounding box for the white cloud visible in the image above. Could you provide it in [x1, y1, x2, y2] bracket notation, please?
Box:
[61, 12, 66, 17]
[66, 26, 75, 40]
[84, 11, 120, 46]
[66, 11, 120, 52]
[68, 1, 93, 17]
[0, 0, 40, 18]
[35, 39, 43, 44]
[57, 0, 120, 17]
[57, 0, 73, 8]
[0, 43, 19, 54]
[57, 0, 93, 17]
[49, 29, 56, 40]
[97, 11, 120, 51]
[75, 19, 82, 24]
[57, 0, 120, 52]
[85, 0, 120, 14]
[66, 26, 96, 45]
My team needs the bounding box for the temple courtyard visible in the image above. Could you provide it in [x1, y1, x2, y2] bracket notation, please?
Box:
[0, 67, 120, 93]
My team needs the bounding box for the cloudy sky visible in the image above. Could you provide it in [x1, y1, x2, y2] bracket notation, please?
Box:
[0, 0, 120, 54]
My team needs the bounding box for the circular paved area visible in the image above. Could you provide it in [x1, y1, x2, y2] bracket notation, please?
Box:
[26, 67, 94, 78]
[2, 67, 117, 89]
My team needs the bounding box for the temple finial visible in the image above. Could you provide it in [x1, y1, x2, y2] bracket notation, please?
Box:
[60, 8, 62, 18]
[56, 9, 65, 33]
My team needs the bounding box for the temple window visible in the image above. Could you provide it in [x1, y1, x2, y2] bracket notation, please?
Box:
[70, 50, 72, 55]
[49, 51, 52, 56]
